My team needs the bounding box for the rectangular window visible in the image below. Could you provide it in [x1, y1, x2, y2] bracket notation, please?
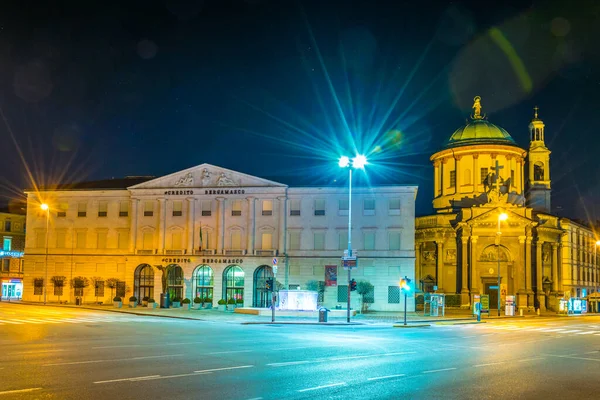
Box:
[314, 232, 325, 250]
[511, 170, 515, 186]
[119, 201, 129, 217]
[231, 231, 242, 249]
[172, 200, 183, 217]
[116, 281, 126, 298]
[77, 202, 87, 217]
[34, 279, 44, 295]
[36, 232, 46, 248]
[289, 231, 301, 250]
[363, 199, 375, 215]
[261, 233, 272, 250]
[337, 285, 348, 302]
[449, 170, 456, 187]
[290, 199, 300, 216]
[3, 237, 11, 251]
[1, 259, 9, 272]
[232, 200, 242, 216]
[54, 284, 64, 296]
[57, 203, 68, 217]
[144, 201, 154, 217]
[314, 199, 325, 216]
[142, 232, 153, 250]
[388, 286, 401, 304]
[201, 201, 212, 217]
[364, 232, 375, 250]
[480, 168, 489, 184]
[338, 231, 348, 250]
[172, 232, 182, 249]
[4, 220, 11, 232]
[76, 232, 87, 249]
[95, 281, 105, 297]
[262, 200, 273, 216]
[118, 231, 129, 249]
[389, 232, 401, 250]
[56, 232, 66, 248]
[98, 201, 108, 217]
[97, 232, 107, 249]
[389, 198, 401, 215]
[338, 199, 349, 216]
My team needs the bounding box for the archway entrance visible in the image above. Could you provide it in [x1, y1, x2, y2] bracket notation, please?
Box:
[166, 264, 184, 299]
[193, 265, 214, 301]
[253, 265, 273, 308]
[134, 264, 154, 303]
[223, 265, 244, 303]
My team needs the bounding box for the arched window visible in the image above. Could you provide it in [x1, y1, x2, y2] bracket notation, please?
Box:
[463, 169, 471, 185]
[134, 264, 154, 303]
[223, 265, 244, 302]
[253, 265, 273, 308]
[166, 264, 184, 299]
[534, 162, 544, 181]
[193, 265, 213, 300]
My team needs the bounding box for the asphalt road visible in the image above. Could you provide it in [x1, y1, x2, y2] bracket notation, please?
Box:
[1, 303, 600, 399]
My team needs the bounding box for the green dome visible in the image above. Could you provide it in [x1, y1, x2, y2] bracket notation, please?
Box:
[445, 118, 517, 148]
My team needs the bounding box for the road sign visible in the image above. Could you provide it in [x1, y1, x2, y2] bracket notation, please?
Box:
[489, 285, 499, 290]
[272, 265, 278, 275]
[342, 258, 357, 270]
[272, 258, 278, 265]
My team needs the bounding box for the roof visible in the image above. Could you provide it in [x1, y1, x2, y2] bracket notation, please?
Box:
[444, 118, 517, 149]
[31, 177, 155, 191]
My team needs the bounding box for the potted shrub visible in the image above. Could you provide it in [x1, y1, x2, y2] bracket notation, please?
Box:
[218, 299, 227, 311]
[113, 296, 122, 308]
[227, 298, 236, 311]
[171, 296, 182, 308]
[204, 297, 213, 309]
[142, 296, 149, 307]
[236, 298, 244, 308]
[148, 298, 157, 309]
[193, 296, 203, 310]
[182, 298, 191, 310]
[129, 296, 137, 308]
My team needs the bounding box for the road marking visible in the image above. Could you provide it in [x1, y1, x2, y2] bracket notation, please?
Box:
[584, 351, 599, 354]
[193, 365, 254, 374]
[93, 341, 204, 349]
[461, 336, 475, 338]
[422, 368, 457, 374]
[0, 388, 42, 396]
[268, 361, 311, 367]
[298, 382, 346, 392]
[43, 354, 183, 366]
[94, 375, 161, 384]
[11, 349, 65, 355]
[517, 358, 545, 362]
[267, 351, 416, 368]
[544, 354, 600, 362]
[208, 350, 253, 355]
[560, 330, 582, 334]
[474, 362, 505, 368]
[367, 374, 406, 381]
[0, 319, 24, 324]
[575, 331, 599, 335]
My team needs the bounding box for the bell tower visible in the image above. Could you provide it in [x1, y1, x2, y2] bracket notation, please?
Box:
[526, 107, 551, 213]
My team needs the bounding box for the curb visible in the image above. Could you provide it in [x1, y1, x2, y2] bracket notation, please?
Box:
[435, 321, 487, 326]
[393, 324, 430, 328]
[241, 322, 364, 326]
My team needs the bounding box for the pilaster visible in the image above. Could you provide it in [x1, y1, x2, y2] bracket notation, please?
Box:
[129, 199, 138, 253]
[246, 197, 255, 255]
[470, 236, 479, 294]
[551, 243, 558, 292]
[435, 241, 444, 292]
[186, 198, 195, 254]
[157, 198, 166, 254]
[216, 197, 225, 255]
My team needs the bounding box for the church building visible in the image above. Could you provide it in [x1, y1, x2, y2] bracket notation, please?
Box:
[416, 97, 599, 311]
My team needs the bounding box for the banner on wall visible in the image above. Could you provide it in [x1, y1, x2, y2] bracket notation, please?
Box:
[325, 265, 337, 287]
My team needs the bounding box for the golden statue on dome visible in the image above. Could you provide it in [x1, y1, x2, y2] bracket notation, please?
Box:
[472, 96, 484, 120]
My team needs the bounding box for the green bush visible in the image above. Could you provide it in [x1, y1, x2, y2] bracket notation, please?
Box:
[129, 296, 137, 302]
[113, 296, 121, 302]
[236, 298, 243, 304]
[193, 296, 202, 304]
[204, 297, 212, 303]
[148, 298, 155, 303]
[218, 299, 226, 305]
[227, 298, 236, 305]
[445, 294, 461, 307]
[172, 296, 182, 303]
[415, 294, 424, 305]
[182, 298, 191, 304]
[142, 296, 149, 302]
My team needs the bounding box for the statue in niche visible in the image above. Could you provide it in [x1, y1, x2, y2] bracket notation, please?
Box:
[479, 246, 508, 262]
[217, 172, 236, 186]
[174, 172, 193, 187]
[446, 249, 456, 262]
[543, 249, 551, 263]
[201, 168, 212, 186]
[423, 251, 436, 262]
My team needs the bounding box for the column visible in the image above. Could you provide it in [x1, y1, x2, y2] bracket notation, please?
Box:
[558, 244, 564, 292]
[157, 198, 166, 254]
[129, 199, 138, 253]
[246, 197, 255, 255]
[470, 236, 479, 294]
[440, 160, 447, 196]
[415, 242, 422, 283]
[433, 162, 440, 197]
[186, 198, 195, 255]
[473, 155, 479, 193]
[461, 236, 469, 305]
[551, 243, 559, 292]
[277, 196, 286, 254]
[455, 157, 461, 194]
[517, 236, 527, 309]
[436, 241, 444, 292]
[525, 235, 533, 307]
[216, 198, 225, 254]
[536, 239, 545, 310]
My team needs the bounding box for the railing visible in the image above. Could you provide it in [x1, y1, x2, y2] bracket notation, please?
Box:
[165, 250, 184, 255]
[0, 271, 24, 278]
[194, 249, 215, 255]
[255, 249, 277, 257]
[136, 249, 153, 255]
[225, 250, 246, 256]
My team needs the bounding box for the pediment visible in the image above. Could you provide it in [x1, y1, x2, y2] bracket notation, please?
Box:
[467, 207, 533, 226]
[128, 164, 286, 190]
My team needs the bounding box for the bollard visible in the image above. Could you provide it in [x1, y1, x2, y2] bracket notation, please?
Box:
[519, 308, 523, 317]
[536, 308, 540, 316]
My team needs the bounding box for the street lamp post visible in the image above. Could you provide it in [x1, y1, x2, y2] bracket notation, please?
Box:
[41, 203, 50, 305]
[338, 154, 367, 323]
[496, 212, 508, 316]
[596, 241, 600, 295]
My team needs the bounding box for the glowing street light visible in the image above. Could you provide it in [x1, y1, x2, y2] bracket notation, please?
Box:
[41, 203, 50, 305]
[496, 212, 508, 316]
[338, 154, 368, 323]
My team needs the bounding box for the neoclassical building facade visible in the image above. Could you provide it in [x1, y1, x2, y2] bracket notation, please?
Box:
[23, 164, 417, 311]
[416, 97, 598, 311]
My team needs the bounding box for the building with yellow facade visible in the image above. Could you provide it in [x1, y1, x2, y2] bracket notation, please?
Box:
[416, 97, 599, 312]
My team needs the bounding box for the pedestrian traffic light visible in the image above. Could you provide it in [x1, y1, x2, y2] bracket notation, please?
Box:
[400, 277, 411, 292]
[350, 279, 357, 291]
[265, 278, 273, 291]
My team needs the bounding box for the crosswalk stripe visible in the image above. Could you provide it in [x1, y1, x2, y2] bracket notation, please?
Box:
[558, 330, 582, 334]
[575, 331, 599, 335]
[0, 319, 24, 324]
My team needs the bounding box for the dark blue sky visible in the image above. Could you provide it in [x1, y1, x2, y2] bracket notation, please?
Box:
[1, 0, 599, 220]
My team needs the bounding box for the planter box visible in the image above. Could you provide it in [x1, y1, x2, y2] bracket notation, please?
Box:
[171, 301, 181, 308]
[113, 301, 122, 308]
[129, 302, 137, 308]
[219, 304, 227, 311]
[194, 303, 203, 310]
[204, 303, 213, 310]
[148, 302, 157, 309]
[142, 301, 148, 307]
[182, 303, 191, 310]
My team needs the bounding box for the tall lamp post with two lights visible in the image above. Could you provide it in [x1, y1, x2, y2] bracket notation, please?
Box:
[496, 212, 508, 316]
[338, 154, 367, 323]
[40, 203, 50, 305]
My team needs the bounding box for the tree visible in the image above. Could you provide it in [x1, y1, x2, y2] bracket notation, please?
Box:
[50, 276, 67, 303]
[70, 276, 90, 302]
[105, 278, 119, 299]
[357, 280, 374, 313]
[89, 276, 104, 304]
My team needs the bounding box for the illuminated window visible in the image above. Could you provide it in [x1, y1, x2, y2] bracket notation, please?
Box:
[449, 170, 456, 187]
[172, 201, 182, 217]
[480, 168, 488, 184]
[77, 202, 87, 217]
[98, 201, 108, 217]
[290, 199, 300, 216]
[97, 232, 107, 249]
[262, 200, 273, 216]
[144, 201, 154, 217]
[3, 237, 11, 251]
[232, 200, 242, 216]
[314, 199, 326, 216]
[57, 203, 68, 217]
[261, 233, 273, 250]
[119, 201, 129, 217]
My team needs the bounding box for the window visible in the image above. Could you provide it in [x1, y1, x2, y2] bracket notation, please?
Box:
[389, 232, 401, 250]
[56, 232, 66, 248]
[36, 232, 46, 248]
[289, 231, 301, 250]
[364, 232, 375, 250]
[389, 198, 401, 215]
[388, 286, 400, 304]
[77, 202, 87, 217]
[97, 232, 107, 249]
[94, 281, 105, 297]
[337, 285, 348, 302]
[314, 232, 325, 250]
[98, 201, 108, 217]
[144, 201, 154, 217]
[464, 169, 471, 185]
[4, 220, 11, 232]
[194, 266, 214, 300]
[363, 199, 375, 216]
[34, 278, 44, 295]
[314, 199, 325, 216]
[262, 200, 273, 216]
[231, 231, 242, 249]
[290, 199, 300, 216]
[232, 200, 242, 216]
[3, 237, 11, 251]
[449, 170, 456, 187]
[76, 232, 87, 249]
[261, 233, 272, 250]
[338, 199, 349, 215]
[201, 201, 212, 216]
[1, 259, 9, 272]
[142, 232, 153, 250]
[119, 201, 129, 217]
[57, 203, 68, 217]
[118, 231, 129, 249]
[223, 266, 244, 302]
[172, 200, 183, 217]
[172, 232, 182, 249]
[116, 280, 126, 298]
[480, 168, 488, 184]
[338, 231, 348, 250]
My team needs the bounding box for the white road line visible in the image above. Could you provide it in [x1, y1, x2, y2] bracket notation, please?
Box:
[518, 358, 545, 362]
[298, 382, 346, 392]
[422, 368, 457, 374]
[267, 351, 416, 367]
[11, 349, 65, 355]
[193, 365, 254, 373]
[548, 355, 600, 362]
[560, 330, 582, 334]
[474, 362, 505, 368]
[208, 350, 253, 355]
[244, 398, 263, 400]
[268, 361, 311, 367]
[92, 341, 204, 349]
[367, 374, 406, 381]
[576, 331, 599, 335]
[0, 388, 42, 396]
[585, 351, 599, 354]
[94, 375, 161, 384]
[541, 328, 566, 332]
[43, 354, 184, 366]
[461, 336, 475, 338]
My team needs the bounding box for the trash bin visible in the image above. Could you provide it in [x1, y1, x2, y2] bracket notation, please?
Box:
[318, 307, 329, 323]
[75, 297, 81, 306]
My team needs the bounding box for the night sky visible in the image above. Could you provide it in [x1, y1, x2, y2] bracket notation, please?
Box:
[1, 0, 599, 221]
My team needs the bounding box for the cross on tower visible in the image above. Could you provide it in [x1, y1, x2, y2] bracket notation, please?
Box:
[533, 106, 539, 119]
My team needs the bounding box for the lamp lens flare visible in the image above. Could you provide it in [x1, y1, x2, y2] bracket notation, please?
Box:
[499, 213, 508, 221]
[352, 154, 368, 169]
[40, 203, 49, 211]
[338, 156, 350, 168]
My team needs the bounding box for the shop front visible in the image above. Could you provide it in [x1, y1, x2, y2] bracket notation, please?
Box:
[1, 278, 23, 300]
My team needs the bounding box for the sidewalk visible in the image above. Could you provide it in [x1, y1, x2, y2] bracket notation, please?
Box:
[6, 301, 568, 325]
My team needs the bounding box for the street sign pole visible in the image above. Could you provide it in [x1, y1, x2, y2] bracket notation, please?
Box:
[272, 258, 278, 323]
[403, 276, 408, 326]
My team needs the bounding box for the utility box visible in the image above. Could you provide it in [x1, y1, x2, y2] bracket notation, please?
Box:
[318, 307, 329, 323]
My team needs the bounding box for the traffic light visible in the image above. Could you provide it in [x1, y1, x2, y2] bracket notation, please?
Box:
[400, 277, 411, 292]
[350, 279, 357, 291]
[265, 278, 273, 291]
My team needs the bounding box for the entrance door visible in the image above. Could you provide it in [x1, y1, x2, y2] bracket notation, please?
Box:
[253, 265, 273, 308]
[485, 283, 499, 309]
